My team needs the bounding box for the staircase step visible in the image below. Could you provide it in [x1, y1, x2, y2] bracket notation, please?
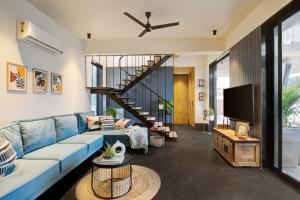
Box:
[154, 55, 161, 63]
[109, 91, 121, 94]
[157, 126, 171, 133]
[125, 102, 135, 105]
[167, 131, 178, 139]
[135, 69, 144, 73]
[139, 112, 149, 116]
[148, 60, 155, 67]
[123, 80, 132, 85]
[141, 65, 149, 70]
[147, 117, 156, 121]
[131, 107, 142, 110]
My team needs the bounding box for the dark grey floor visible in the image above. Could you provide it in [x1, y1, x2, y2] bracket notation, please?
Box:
[40, 125, 300, 200]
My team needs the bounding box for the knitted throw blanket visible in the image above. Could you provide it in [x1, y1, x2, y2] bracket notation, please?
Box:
[125, 126, 148, 153]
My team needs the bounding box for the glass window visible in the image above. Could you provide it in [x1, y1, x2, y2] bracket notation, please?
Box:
[281, 11, 300, 183]
[215, 56, 230, 124]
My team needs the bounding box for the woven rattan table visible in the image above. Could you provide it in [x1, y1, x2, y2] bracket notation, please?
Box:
[91, 157, 132, 199]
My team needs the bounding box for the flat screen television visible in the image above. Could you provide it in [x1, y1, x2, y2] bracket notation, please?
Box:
[223, 84, 254, 124]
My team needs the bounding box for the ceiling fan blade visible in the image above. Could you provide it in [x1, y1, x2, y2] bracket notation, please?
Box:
[138, 29, 147, 37]
[152, 22, 179, 30]
[124, 12, 147, 28]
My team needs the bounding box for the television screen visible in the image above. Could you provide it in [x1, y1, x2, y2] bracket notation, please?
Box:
[223, 84, 254, 124]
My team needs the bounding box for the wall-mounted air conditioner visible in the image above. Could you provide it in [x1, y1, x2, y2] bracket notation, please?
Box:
[17, 20, 64, 55]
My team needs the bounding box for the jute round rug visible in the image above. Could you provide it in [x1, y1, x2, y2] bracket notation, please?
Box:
[76, 165, 161, 200]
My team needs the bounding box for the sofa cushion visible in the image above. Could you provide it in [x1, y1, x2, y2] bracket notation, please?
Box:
[0, 123, 23, 158]
[59, 134, 103, 155]
[0, 159, 60, 200]
[53, 115, 79, 142]
[20, 118, 57, 154]
[22, 143, 87, 172]
[75, 111, 95, 134]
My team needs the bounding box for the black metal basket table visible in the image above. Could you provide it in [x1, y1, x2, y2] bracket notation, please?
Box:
[91, 157, 132, 199]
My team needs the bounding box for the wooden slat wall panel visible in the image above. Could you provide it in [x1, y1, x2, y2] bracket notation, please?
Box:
[229, 27, 262, 140]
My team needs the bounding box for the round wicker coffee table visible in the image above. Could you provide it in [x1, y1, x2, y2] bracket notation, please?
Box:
[91, 157, 132, 199]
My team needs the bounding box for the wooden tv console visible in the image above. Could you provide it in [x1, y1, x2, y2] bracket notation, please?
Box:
[213, 128, 260, 167]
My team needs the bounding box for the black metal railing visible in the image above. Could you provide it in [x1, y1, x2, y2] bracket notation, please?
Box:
[115, 55, 173, 125]
[85, 54, 174, 125]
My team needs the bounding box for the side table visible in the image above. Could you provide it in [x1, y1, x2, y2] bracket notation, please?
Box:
[91, 157, 132, 199]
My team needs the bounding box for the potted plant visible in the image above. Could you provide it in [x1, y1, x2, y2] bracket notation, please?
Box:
[159, 98, 173, 115]
[106, 106, 117, 119]
[102, 142, 115, 159]
[208, 107, 215, 121]
[203, 107, 215, 132]
[203, 107, 215, 121]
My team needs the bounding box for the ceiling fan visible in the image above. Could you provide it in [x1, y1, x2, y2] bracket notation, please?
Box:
[124, 11, 179, 37]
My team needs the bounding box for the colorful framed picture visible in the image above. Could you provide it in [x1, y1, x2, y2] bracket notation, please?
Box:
[235, 121, 250, 137]
[7, 62, 27, 92]
[33, 68, 47, 92]
[51, 73, 62, 94]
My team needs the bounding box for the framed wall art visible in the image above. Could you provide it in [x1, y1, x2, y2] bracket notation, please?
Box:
[235, 121, 250, 137]
[51, 73, 62, 94]
[7, 62, 27, 92]
[33, 68, 47, 92]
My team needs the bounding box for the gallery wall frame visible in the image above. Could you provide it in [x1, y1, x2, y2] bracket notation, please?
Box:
[7, 62, 27, 92]
[51, 72, 62, 94]
[32, 68, 48, 92]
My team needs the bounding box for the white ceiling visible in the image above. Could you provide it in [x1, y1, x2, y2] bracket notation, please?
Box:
[30, 0, 262, 40]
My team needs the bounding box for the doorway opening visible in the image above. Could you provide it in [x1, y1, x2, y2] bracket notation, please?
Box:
[173, 67, 195, 127]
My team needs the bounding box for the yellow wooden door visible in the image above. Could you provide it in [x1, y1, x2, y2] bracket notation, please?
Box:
[174, 75, 188, 124]
[188, 69, 195, 127]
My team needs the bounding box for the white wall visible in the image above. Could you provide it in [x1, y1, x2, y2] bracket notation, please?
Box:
[225, 0, 292, 49]
[174, 55, 211, 124]
[0, 0, 90, 123]
[83, 38, 224, 55]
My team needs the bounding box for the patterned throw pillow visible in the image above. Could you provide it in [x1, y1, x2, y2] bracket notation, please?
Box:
[115, 118, 134, 129]
[99, 116, 115, 131]
[0, 123, 24, 158]
[0, 139, 16, 177]
[87, 116, 101, 131]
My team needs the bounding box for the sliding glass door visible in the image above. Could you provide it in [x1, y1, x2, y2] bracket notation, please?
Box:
[273, 10, 300, 183]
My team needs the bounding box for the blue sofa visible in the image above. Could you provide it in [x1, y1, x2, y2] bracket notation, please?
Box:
[0, 112, 104, 200]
